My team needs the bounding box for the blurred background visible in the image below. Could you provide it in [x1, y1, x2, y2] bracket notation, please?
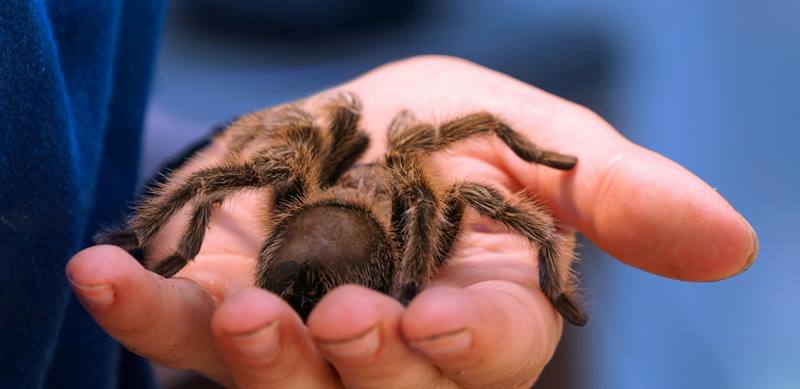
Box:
[143, 1, 799, 388]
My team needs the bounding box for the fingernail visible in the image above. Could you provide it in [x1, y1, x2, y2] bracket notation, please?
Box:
[316, 325, 381, 359]
[230, 321, 281, 361]
[737, 214, 759, 275]
[410, 328, 472, 358]
[70, 280, 114, 309]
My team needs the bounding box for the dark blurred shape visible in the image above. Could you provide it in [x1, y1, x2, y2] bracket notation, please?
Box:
[181, 0, 424, 39]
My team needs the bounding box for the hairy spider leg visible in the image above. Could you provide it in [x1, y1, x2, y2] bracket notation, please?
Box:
[222, 92, 369, 187]
[152, 122, 329, 277]
[131, 164, 263, 246]
[382, 108, 579, 299]
[136, 159, 291, 276]
[93, 165, 265, 252]
[389, 111, 577, 170]
[148, 167, 282, 278]
[115, 105, 325, 274]
[94, 229, 141, 251]
[386, 110, 437, 153]
[150, 191, 222, 277]
[445, 182, 587, 326]
[439, 113, 577, 169]
[382, 150, 444, 305]
[319, 92, 371, 186]
[223, 105, 316, 157]
[432, 186, 467, 268]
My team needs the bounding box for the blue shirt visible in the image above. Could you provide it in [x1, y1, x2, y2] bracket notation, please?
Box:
[0, 1, 164, 387]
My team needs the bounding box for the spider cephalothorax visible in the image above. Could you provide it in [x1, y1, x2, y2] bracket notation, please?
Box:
[97, 92, 587, 326]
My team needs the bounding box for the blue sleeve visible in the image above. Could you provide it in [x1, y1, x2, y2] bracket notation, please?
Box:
[0, 0, 164, 387]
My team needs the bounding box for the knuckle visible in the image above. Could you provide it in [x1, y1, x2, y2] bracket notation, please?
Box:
[378, 54, 486, 77]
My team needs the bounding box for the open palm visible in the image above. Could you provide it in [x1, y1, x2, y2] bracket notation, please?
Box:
[67, 56, 756, 389]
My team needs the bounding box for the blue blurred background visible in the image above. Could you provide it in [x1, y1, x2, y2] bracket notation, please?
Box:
[144, 1, 799, 388]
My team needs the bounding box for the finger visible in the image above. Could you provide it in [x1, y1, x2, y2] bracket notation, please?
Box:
[402, 283, 561, 389]
[307, 285, 454, 389]
[66, 245, 231, 385]
[211, 287, 341, 389]
[506, 135, 757, 282]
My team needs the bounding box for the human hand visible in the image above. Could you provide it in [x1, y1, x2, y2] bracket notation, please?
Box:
[67, 56, 757, 388]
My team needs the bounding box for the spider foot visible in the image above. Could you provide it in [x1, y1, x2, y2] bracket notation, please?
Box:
[396, 283, 420, 306]
[556, 293, 588, 326]
[93, 228, 140, 250]
[150, 254, 188, 278]
[539, 151, 578, 170]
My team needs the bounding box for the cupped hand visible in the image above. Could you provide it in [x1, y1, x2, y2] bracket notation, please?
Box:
[66, 56, 757, 388]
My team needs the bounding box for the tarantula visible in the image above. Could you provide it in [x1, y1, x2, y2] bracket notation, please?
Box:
[97, 92, 587, 326]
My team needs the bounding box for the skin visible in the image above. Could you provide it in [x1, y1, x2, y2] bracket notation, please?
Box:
[66, 56, 757, 389]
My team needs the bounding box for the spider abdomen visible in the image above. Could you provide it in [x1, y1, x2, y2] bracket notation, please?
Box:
[256, 205, 395, 319]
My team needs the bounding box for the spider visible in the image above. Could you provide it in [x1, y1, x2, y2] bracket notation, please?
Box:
[96, 92, 587, 326]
